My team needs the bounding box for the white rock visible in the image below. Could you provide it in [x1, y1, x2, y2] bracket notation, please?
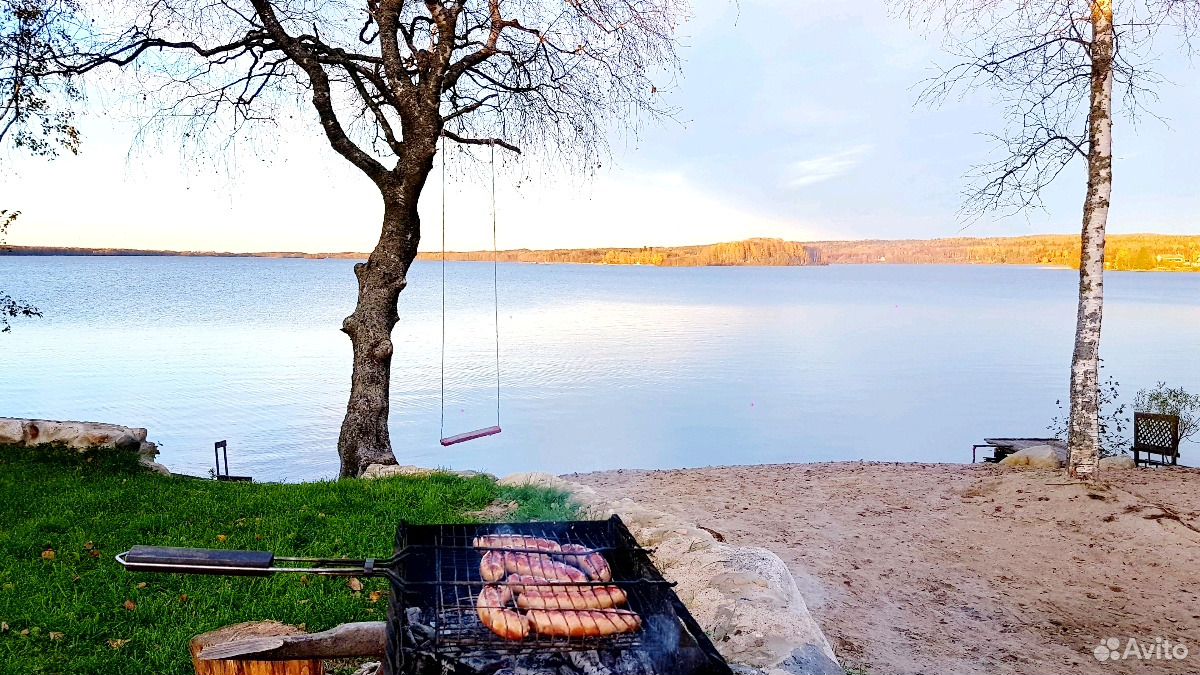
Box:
[999, 444, 1066, 469]
[140, 460, 171, 475]
[1099, 455, 1136, 470]
[361, 463, 493, 480]
[0, 419, 23, 444]
[0, 417, 168, 474]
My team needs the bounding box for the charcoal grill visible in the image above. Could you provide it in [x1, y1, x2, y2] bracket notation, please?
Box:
[116, 516, 732, 675]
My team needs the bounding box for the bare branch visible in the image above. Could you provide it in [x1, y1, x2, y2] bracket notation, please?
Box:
[441, 127, 519, 153]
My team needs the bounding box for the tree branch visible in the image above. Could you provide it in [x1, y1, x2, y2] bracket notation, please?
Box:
[441, 128, 519, 153]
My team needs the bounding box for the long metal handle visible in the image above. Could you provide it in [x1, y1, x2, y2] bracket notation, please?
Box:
[116, 546, 381, 577]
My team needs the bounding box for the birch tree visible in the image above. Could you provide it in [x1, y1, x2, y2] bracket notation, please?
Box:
[895, 0, 1199, 478]
[35, 0, 685, 476]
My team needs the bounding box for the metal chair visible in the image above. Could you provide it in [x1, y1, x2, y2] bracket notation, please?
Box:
[1132, 413, 1181, 467]
[214, 440, 252, 482]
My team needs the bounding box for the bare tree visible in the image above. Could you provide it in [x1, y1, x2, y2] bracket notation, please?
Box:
[895, 0, 1199, 478]
[2, 0, 82, 333]
[1, 0, 79, 153]
[40, 0, 684, 476]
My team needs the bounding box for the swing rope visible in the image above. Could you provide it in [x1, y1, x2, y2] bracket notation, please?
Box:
[490, 142, 502, 429]
[439, 139, 503, 447]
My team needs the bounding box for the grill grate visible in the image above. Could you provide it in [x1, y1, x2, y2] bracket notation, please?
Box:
[386, 516, 731, 675]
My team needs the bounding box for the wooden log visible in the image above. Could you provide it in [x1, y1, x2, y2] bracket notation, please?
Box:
[198, 622, 387, 661]
[190, 621, 324, 675]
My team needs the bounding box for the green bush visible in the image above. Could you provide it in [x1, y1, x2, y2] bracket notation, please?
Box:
[1134, 382, 1200, 442]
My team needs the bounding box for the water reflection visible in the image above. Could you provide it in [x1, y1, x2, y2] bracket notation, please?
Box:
[1, 257, 1197, 480]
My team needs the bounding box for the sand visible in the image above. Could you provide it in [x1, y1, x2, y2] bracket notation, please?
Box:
[570, 463, 1200, 675]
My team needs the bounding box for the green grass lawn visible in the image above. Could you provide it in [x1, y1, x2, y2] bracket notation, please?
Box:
[0, 446, 577, 674]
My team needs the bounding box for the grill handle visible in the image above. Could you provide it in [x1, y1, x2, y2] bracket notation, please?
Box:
[119, 546, 276, 576]
[116, 546, 387, 578]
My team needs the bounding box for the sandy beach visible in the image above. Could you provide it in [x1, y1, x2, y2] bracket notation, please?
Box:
[571, 463, 1200, 675]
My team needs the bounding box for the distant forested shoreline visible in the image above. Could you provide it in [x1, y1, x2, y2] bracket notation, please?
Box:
[6, 235, 1200, 271]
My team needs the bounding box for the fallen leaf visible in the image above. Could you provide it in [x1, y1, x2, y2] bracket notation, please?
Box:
[123, 600, 137, 611]
[216, 534, 228, 543]
[41, 549, 56, 561]
[347, 577, 363, 593]
[136, 582, 147, 590]
[108, 638, 129, 650]
[369, 590, 384, 603]
[0, 622, 8, 632]
[49, 631, 64, 641]
[297, 598, 310, 605]
[89, 549, 100, 558]
[300, 575, 310, 586]
[20, 629, 29, 637]
[83, 541, 94, 550]
[179, 594, 189, 603]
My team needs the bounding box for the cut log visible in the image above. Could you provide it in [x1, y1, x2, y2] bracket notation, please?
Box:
[190, 621, 323, 675]
[198, 622, 387, 661]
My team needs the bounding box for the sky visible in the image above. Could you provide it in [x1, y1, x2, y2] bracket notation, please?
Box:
[3, 0, 1200, 253]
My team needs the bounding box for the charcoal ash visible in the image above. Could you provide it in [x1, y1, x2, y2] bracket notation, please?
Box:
[396, 608, 656, 675]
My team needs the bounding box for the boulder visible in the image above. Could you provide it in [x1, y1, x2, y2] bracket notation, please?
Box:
[0, 417, 169, 475]
[361, 463, 492, 481]
[0, 419, 23, 445]
[11, 417, 148, 451]
[998, 444, 1066, 469]
[1099, 455, 1136, 470]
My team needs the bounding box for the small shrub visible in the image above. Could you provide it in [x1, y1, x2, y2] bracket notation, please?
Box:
[1134, 382, 1200, 442]
[1049, 371, 1129, 458]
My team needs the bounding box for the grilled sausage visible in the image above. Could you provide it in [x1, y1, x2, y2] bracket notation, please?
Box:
[480, 550, 506, 582]
[500, 551, 588, 583]
[557, 544, 612, 582]
[473, 534, 562, 554]
[526, 608, 641, 638]
[476, 584, 529, 640]
[515, 586, 628, 611]
[504, 573, 577, 594]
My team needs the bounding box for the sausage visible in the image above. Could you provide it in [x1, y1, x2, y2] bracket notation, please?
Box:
[476, 584, 529, 640]
[557, 544, 612, 582]
[473, 534, 562, 554]
[515, 585, 628, 611]
[479, 550, 506, 582]
[500, 551, 588, 583]
[526, 608, 641, 637]
[505, 574, 577, 594]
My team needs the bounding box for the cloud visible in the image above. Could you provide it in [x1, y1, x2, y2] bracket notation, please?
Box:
[782, 144, 873, 189]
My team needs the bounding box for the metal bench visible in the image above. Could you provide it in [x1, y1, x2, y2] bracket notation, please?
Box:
[1132, 413, 1181, 467]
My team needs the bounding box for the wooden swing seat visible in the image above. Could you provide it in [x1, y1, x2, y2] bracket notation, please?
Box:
[440, 425, 502, 447]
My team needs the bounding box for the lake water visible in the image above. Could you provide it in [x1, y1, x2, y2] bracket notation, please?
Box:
[2, 257, 1198, 481]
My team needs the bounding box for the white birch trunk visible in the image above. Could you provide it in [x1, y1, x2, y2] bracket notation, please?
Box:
[1067, 0, 1115, 479]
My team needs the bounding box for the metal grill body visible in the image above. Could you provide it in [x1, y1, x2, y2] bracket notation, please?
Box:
[385, 516, 731, 675]
[115, 516, 732, 674]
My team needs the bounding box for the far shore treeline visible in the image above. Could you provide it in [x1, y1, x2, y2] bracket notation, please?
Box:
[6, 234, 1200, 271]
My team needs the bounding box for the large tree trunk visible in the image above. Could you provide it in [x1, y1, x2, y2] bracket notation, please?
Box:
[1067, 0, 1115, 480]
[337, 167, 431, 478]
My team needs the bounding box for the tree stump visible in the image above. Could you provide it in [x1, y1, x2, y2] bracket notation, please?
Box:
[190, 621, 324, 675]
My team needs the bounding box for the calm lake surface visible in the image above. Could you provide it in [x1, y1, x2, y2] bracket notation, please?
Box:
[2, 257, 1198, 481]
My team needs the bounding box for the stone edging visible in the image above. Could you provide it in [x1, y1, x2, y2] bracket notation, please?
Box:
[497, 472, 843, 675]
[0, 417, 168, 475]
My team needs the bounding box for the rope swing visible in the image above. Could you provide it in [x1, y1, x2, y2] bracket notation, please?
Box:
[438, 139, 502, 447]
